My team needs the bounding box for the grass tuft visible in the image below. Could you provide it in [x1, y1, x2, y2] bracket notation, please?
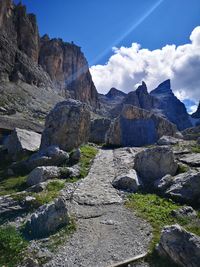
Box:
[0, 225, 28, 267]
[79, 145, 98, 178]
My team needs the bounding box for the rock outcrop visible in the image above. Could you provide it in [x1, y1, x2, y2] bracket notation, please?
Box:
[166, 171, 200, 204]
[25, 197, 69, 238]
[150, 80, 192, 130]
[112, 169, 140, 192]
[106, 105, 178, 147]
[41, 100, 91, 151]
[5, 128, 41, 160]
[134, 146, 178, 184]
[39, 35, 99, 107]
[157, 224, 200, 267]
[89, 118, 111, 144]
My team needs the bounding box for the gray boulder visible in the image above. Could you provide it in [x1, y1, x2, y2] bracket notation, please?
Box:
[134, 146, 178, 184]
[112, 169, 140, 192]
[5, 128, 41, 160]
[27, 146, 69, 171]
[24, 197, 69, 238]
[106, 105, 177, 147]
[157, 224, 200, 267]
[171, 206, 197, 220]
[89, 118, 111, 144]
[179, 153, 200, 167]
[27, 166, 61, 186]
[69, 148, 81, 163]
[40, 100, 91, 151]
[166, 170, 200, 204]
[157, 135, 180, 146]
[154, 174, 174, 192]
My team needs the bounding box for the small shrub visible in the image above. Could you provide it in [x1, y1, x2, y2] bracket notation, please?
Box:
[0, 226, 28, 266]
[191, 145, 200, 153]
[176, 164, 189, 174]
[79, 145, 98, 178]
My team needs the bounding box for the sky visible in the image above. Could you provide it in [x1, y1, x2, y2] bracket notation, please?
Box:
[15, 0, 200, 112]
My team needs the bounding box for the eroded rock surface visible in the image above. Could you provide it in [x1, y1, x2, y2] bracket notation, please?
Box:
[41, 100, 91, 151]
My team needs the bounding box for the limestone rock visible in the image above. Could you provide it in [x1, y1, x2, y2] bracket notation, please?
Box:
[89, 118, 111, 144]
[5, 128, 41, 160]
[157, 224, 200, 267]
[41, 100, 91, 151]
[157, 135, 180, 146]
[112, 169, 140, 192]
[182, 125, 200, 140]
[39, 36, 99, 108]
[27, 146, 69, 171]
[27, 166, 61, 186]
[134, 146, 178, 184]
[150, 80, 192, 130]
[24, 197, 69, 238]
[69, 148, 81, 163]
[106, 105, 177, 147]
[171, 206, 197, 219]
[154, 174, 174, 192]
[179, 153, 200, 167]
[166, 170, 200, 204]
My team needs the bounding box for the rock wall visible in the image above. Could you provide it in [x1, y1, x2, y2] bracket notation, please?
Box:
[39, 35, 99, 107]
[106, 105, 178, 147]
[0, 0, 99, 108]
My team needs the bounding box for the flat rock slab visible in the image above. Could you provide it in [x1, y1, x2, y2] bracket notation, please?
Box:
[44, 148, 152, 267]
[179, 153, 200, 167]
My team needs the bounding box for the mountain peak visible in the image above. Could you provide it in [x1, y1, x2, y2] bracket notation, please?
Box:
[151, 79, 172, 95]
[136, 81, 148, 94]
[105, 87, 126, 99]
[192, 101, 200, 118]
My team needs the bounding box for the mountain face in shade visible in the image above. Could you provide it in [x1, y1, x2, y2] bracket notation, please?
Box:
[99, 80, 192, 131]
[150, 80, 192, 130]
[0, 0, 99, 108]
[191, 102, 200, 118]
[105, 88, 127, 99]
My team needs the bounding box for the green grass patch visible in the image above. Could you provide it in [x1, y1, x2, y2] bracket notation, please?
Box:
[79, 145, 98, 178]
[0, 225, 28, 267]
[191, 145, 200, 153]
[33, 180, 65, 206]
[126, 193, 200, 253]
[176, 164, 189, 174]
[0, 175, 27, 196]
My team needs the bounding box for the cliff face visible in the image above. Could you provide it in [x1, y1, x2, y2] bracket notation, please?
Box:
[150, 80, 192, 130]
[39, 35, 99, 107]
[0, 0, 99, 108]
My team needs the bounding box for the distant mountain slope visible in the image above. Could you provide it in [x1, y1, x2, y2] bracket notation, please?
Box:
[99, 80, 192, 130]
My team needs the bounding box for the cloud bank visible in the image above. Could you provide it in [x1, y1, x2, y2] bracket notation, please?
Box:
[90, 26, 200, 105]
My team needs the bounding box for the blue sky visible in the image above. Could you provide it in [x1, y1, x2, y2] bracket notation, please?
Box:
[16, 0, 200, 66]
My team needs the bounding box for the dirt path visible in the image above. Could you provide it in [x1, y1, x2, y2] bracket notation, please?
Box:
[45, 148, 152, 267]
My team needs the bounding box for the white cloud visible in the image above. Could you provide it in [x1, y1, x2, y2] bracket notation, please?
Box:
[90, 26, 200, 103]
[188, 105, 198, 114]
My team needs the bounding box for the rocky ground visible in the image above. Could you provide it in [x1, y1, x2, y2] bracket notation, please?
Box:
[44, 149, 152, 267]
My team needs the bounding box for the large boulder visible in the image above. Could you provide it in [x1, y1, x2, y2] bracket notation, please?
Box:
[24, 197, 69, 238]
[106, 105, 177, 147]
[41, 100, 91, 151]
[112, 169, 140, 192]
[157, 224, 200, 267]
[27, 146, 69, 171]
[179, 153, 200, 167]
[5, 128, 41, 160]
[27, 166, 61, 186]
[134, 146, 178, 184]
[166, 170, 200, 205]
[89, 118, 111, 144]
[157, 135, 181, 146]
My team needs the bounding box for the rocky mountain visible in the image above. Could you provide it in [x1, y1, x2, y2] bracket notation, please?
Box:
[150, 80, 192, 131]
[39, 35, 99, 107]
[0, 0, 99, 134]
[99, 80, 192, 131]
